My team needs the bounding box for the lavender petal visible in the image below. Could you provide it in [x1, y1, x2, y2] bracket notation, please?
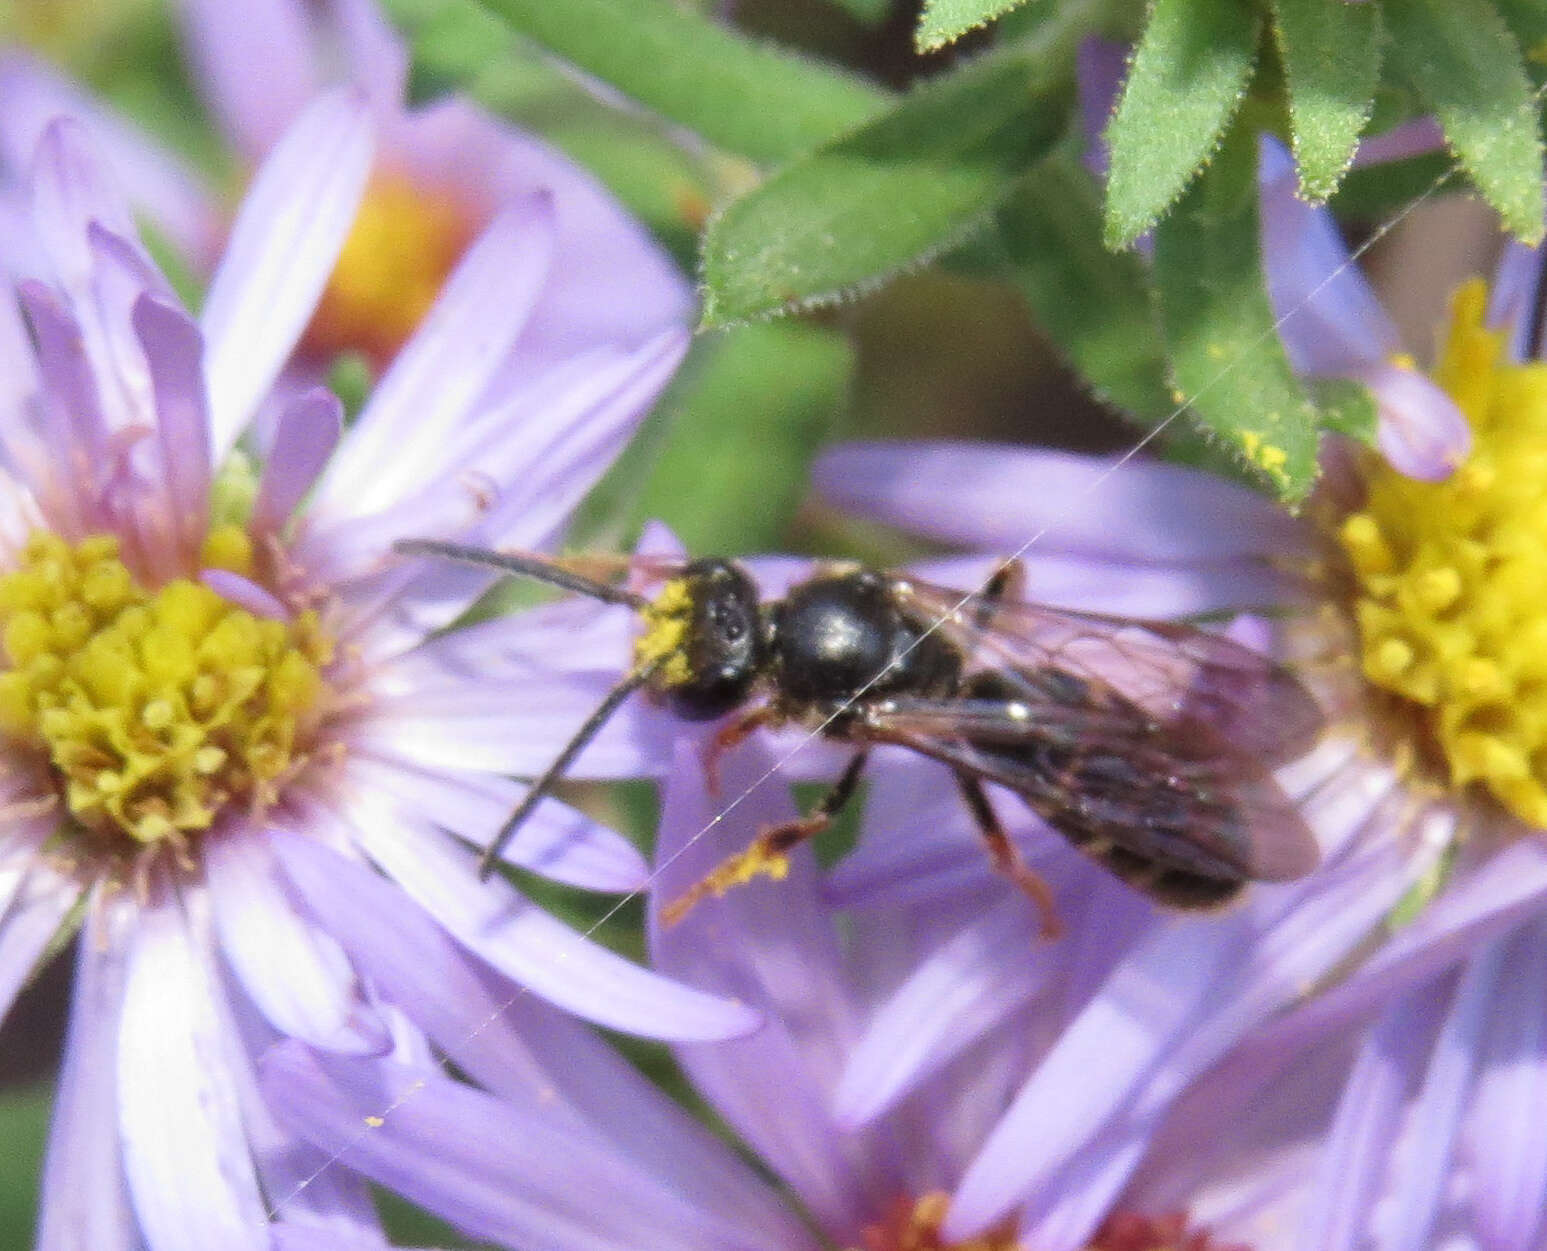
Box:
[251, 387, 342, 533]
[116, 882, 269, 1251]
[201, 88, 374, 456]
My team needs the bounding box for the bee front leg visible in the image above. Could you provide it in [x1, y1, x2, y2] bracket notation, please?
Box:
[701, 705, 778, 798]
[955, 774, 1062, 940]
[662, 751, 869, 926]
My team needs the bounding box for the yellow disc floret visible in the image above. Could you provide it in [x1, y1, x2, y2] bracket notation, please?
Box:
[0, 531, 334, 846]
[303, 172, 472, 366]
[1338, 278, 1547, 826]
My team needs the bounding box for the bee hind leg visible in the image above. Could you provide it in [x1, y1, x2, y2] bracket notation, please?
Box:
[955, 774, 1062, 940]
[662, 751, 869, 927]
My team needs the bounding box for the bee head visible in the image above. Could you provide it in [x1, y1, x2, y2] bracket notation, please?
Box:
[636, 559, 766, 721]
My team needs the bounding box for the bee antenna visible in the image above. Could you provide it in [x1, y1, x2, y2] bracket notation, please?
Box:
[476, 658, 663, 880]
[393, 538, 650, 610]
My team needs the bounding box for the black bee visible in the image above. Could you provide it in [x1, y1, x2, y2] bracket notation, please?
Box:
[394, 539, 1323, 931]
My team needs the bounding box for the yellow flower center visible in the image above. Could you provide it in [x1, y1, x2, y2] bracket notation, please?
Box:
[1337, 277, 1547, 826]
[853, 1193, 1021, 1251]
[303, 172, 473, 366]
[0, 529, 334, 848]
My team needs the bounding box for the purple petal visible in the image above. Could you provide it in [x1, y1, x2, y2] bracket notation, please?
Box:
[311, 781, 762, 1041]
[813, 441, 1308, 562]
[252, 386, 341, 533]
[1232, 838, 1547, 1067]
[29, 117, 138, 297]
[204, 827, 390, 1053]
[346, 753, 646, 891]
[1076, 38, 1126, 179]
[18, 280, 110, 519]
[36, 888, 139, 1251]
[1490, 236, 1547, 362]
[201, 88, 374, 456]
[1381, 943, 1499, 1250]
[0, 863, 79, 1024]
[1297, 989, 1437, 1250]
[1352, 116, 1444, 168]
[1467, 920, 1547, 1251]
[650, 738, 884, 1234]
[177, 0, 320, 155]
[200, 568, 289, 619]
[331, 0, 410, 106]
[271, 825, 801, 1240]
[260, 1043, 757, 1251]
[1350, 358, 1470, 480]
[834, 900, 1049, 1127]
[132, 294, 213, 571]
[0, 52, 219, 262]
[382, 94, 692, 367]
[946, 769, 1423, 1240]
[1259, 135, 1400, 374]
[117, 884, 269, 1251]
[310, 195, 558, 522]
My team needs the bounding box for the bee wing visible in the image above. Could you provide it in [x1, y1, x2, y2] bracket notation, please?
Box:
[862, 694, 1320, 883]
[895, 579, 1323, 766]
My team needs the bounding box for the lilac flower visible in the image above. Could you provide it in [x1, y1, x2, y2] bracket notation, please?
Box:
[1, 98, 751, 1251]
[0, 0, 690, 371]
[257, 735, 1103, 1251]
[801, 156, 1542, 1247]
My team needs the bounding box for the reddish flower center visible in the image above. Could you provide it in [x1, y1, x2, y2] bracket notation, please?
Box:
[1088, 1211, 1248, 1251]
[854, 1193, 1021, 1251]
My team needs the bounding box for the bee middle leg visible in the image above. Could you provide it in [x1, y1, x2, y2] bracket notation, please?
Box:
[662, 751, 869, 927]
[955, 773, 1062, 939]
[701, 705, 778, 798]
[975, 559, 1027, 629]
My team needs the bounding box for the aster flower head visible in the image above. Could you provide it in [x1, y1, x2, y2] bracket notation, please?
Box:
[0, 93, 755, 1251]
[0, 0, 690, 375]
[259, 732, 1106, 1251]
[801, 140, 1547, 1246]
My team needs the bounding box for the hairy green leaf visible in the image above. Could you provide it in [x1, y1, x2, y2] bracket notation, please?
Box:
[701, 54, 1067, 327]
[1385, 0, 1544, 242]
[916, 0, 1029, 51]
[1153, 129, 1321, 501]
[383, 0, 889, 164]
[1103, 0, 1260, 249]
[999, 158, 1173, 421]
[1271, 0, 1381, 201]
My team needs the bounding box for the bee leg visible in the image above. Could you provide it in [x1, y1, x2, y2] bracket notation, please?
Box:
[701, 705, 778, 798]
[662, 751, 869, 927]
[975, 559, 1027, 629]
[955, 774, 1062, 940]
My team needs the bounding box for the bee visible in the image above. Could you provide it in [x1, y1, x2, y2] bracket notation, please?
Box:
[395, 539, 1324, 933]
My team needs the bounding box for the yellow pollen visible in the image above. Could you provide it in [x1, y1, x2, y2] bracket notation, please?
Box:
[0, 532, 335, 847]
[302, 172, 473, 366]
[1337, 277, 1547, 826]
[852, 1194, 1021, 1251]
[634, 578, 698, 690]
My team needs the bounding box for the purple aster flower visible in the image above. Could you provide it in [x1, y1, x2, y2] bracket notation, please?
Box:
[802, 150, 1543, 1244]
[0, 0, 690, 372]
[259, 732, 1223, 1251]
[2, 95, 751, 1251]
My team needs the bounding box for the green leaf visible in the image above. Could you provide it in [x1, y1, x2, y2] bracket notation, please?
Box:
[1331, 149, 1460, 218]
[1153, 127, 1321, 501]
[1103, 0, 1260, 250]
[831, 0, 893, 22]
[1271, 0, 1381, 201]
[998, 157, 1174, 422]
[1308, 377, 1378, 442]
[629, 323, 853, 553]
[0, 1082, 49, 1246]
[916, 0, 1029, 51]
[382, 0, 889, 164]
[1384, 0, 1545, 243]
[701, 54, 1068, 327]
[1495, 0, 1547, 87]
